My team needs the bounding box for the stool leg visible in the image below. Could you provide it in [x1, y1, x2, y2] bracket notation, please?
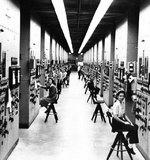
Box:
[91, 96, 94, 104]
[87, 94, 91, 102]
[44, 106, 52, 123]
[122, 136, 133, 160]
[120, 142, 123, 160]
[117, 141, 120, 157]
[85, 87, 88, 94]
[94, 107, 98, 123]
[99, 107, 106, 123]
[91, 109, 96, 121]
[54, 113, 58, 123]
[51, 104, 58, 123]
[91, 96, 93, 104]
[94, 112, 98, 123]
[106, 134, 120, 160]
[97, 104, 106, 123]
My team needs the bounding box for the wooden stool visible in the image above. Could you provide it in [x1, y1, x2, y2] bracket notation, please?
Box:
[106, 131, 133, 160]
[44, 101, 58, 123]
[91, 101, 106, 123]
[87, 90, 94, 103]
[106, 111, 133, 160]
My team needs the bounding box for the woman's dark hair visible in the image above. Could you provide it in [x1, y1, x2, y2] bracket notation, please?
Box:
[48, 77, 56, 85]
[127, 73, 132, 79]
[115, 90, 125, 99]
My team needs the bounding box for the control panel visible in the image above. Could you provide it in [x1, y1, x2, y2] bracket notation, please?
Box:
[0, 78, 9, 145]
[135, 55, 150, 159]
[0, 57, 20, 160]
[103, 61, 109, 92]
[29, 58, 41, 107]
[113, 61, 126, 98]
[81, 64, 101, 88]
[136, 84, 150, 155]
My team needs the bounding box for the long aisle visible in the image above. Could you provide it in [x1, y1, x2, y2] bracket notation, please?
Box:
[8, 73, 144, 160]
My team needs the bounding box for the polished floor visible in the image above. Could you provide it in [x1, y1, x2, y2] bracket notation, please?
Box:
[8, 73, 144, 160]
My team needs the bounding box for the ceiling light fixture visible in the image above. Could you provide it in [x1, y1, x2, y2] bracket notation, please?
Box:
[78, 0, 113, 53]
[51, 0, 73, 53]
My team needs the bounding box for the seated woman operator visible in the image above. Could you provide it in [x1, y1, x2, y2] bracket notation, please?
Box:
[111, 90, 139, 155]
[38, 77, 58, 123]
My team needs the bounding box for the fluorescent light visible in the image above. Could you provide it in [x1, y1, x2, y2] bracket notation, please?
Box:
[78, 0, 113, 53]
[51, 0, 73, 53]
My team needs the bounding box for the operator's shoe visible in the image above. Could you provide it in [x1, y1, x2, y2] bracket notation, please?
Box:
[45, 109, 48, 113]
[129, 147, 136, 155]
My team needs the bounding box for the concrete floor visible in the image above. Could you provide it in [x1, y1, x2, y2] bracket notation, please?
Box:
[8, 73, 144, 160]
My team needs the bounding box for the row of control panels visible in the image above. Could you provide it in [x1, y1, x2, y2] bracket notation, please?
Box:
[0, 65, 20, 160]
[30, 69, 40, 105]
[81, 64, 102, 86]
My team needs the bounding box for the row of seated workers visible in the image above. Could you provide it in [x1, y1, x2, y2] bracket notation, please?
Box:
[78, 66, 139, 160]
[38, 63, 139, 159]
[38, 64, 71, 123]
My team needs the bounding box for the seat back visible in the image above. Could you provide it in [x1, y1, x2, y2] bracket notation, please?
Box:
[92, 96, 97, 104]
[106, 111, 127, 133]
[106, 111, 113, 127]
[106, 111, 118, 133]
[53, 93, 59, 104]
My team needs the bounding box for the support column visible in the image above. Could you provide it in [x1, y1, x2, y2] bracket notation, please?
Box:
[40, 26, 45, 98]
[109, 27, 115, 107]
[103, 27, 115, 107]
[96, 43, 99, 65]
[19, 0, 30, 128]
[55, 42, 57, 64]
[50, 37, 53, 65]
[59, 45, 60, 64]
[127, 5, 139, 70]
[100, 38, 105, 97]
[126, 4, 139, 122]
[92, 47, 94, 64]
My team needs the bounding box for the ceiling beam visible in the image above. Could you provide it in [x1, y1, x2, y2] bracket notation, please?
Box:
[99, 21, 114, 25]
[77, 0, 81, 29]
[105, 12, 124, 16]
[33, 9, 95, 15]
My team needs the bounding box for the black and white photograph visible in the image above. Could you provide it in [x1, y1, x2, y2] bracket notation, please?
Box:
[0, 0, 150, 160]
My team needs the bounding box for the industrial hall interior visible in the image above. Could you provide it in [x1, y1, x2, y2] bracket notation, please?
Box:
[1, 0, 150, 160]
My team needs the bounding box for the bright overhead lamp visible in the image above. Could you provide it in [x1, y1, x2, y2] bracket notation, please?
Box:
[78, 0, 113, 53]
[51, 0, 73, 53]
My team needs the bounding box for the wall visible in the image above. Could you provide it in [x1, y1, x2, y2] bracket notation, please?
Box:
[93, 44, 97, 64]
[98, 41, 102, 63]
[104, 34, 111, 62]
[68, 54, 76, 63]
[30, 18, 41, 60]
[59, 46, 62, 63]
[112, 20, 128, 105]
[0, 0, 20, 75]
[45, 31, 50, 60]
[52, 38, 56, 63]
[103, 34, 111, 105]
[28, 17, 41, 125]
[115, 20, 127, 68]
[136, 2, 150, 159]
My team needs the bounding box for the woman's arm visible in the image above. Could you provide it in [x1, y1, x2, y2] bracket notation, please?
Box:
[113, 115, 127, 124]
[37, 83, 47, 89]
[124, 114, 133, 125]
